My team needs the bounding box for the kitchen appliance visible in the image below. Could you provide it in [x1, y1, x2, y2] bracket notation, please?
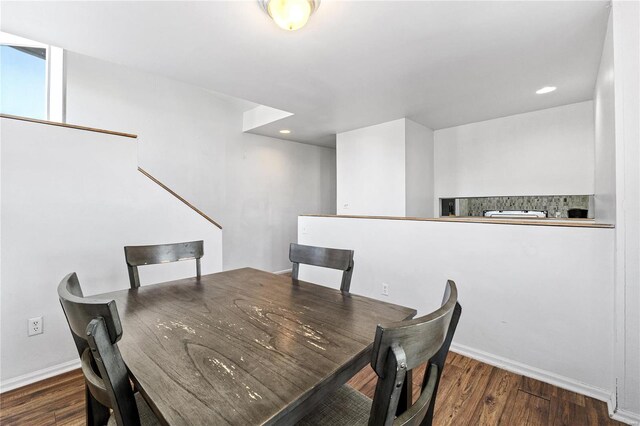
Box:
[441, 198, 456, 216]
[483, 210, 547, 218]
[567, 208, 588, 218]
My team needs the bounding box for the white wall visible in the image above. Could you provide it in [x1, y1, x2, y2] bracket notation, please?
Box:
[336, 118, 406, 216]
[299, 216, 614, 402]
[0, 118, 223, 389]
[65, 52, 336, 272]
[594, 12, 617, 225]
[434, 101, 595, 215]
[611, 1, 640, 420]
[405, 119, 434, 217]
[223, 132, 336, 270]
[336, 118, 435, 217]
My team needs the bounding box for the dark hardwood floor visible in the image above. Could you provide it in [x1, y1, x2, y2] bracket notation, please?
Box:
[0, 368, 85, 425]
[0, 353, 622, 425]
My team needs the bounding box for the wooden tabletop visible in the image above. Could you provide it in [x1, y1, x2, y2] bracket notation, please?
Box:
[97, 268, 416, 425]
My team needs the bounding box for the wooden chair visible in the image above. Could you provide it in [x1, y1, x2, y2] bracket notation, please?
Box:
[124, 240, 204, 288]
[299, 280, 462, 426]
[57, 273, 159, 426]
[289, 243, 355, 292]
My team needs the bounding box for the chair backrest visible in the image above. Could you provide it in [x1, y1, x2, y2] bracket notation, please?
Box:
[369, 280, 461, 426]
[58, 273, 141, 426]
[124, 240, 204, 288]
[289, 243, 355, 292]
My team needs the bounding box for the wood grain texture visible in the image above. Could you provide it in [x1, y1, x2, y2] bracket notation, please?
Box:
[500, 390, 550, 426]
[437, 358, 494, 426]
[352, 357, 626, 426]
[0, 113, 137, 138]
[470, 368, 521, 425]
[289, 243, 354, 292]
[0, 369, 85, 425]
[0, 354, 626, 426]
[96, 268, 415, 425]
[137, 167, 222, 229]
[124, 240, 204, 288]
[301, 214, 614, 229]
[367, 282, 460, 425]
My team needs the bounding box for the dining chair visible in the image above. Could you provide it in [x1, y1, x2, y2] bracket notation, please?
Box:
[57, 273, 159, 426]
[289, 243, 355, 292]
[298, 280, 462, 426]
[124, 240, 204, 288]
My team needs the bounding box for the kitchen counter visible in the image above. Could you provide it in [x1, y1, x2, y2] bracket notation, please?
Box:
[301, 214, 614, 228]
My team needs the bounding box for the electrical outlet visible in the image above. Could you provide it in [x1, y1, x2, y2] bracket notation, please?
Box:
[382, 283, 389, 296]
[28, 317, 43, 336]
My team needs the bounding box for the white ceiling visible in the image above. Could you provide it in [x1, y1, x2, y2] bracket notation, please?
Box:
[2, 1, 610, 147]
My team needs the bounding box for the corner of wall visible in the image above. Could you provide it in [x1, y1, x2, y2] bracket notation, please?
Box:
[404, 119, 435, 218]
[593, 9, 617, 226]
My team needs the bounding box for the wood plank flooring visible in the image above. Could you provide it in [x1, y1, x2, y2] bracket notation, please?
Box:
[0, 353, 624, 425]
[0, 369, 85, 425]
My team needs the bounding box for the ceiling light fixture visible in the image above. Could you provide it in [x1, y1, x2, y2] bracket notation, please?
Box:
[536, 86, 557, 94]
[279, 129, 291, 134]
[260, 0, 320, 31]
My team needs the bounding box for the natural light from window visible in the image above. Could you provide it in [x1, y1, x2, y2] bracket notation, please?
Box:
[0, 32, 64, 121]
[1, 45, 47, 119]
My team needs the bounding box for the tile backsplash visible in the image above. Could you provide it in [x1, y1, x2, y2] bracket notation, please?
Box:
[457, 195, 591, 218]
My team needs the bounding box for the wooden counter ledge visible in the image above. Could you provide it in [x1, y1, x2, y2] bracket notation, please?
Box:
[301, 214, 614, 229]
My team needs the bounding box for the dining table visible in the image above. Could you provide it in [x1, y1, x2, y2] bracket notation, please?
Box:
[96, 267, 416, 425]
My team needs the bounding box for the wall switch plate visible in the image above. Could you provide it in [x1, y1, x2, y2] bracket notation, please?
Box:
[28, 317, 43, 336]
[382, 283, 389, 296]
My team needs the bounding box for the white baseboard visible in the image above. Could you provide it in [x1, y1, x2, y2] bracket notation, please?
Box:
[612, 409, 640, 425]
[0, 358, 80, 394]
[608, 395, 640, 426]
[451, 342, 613, 405]
[273, 268, 292, 275]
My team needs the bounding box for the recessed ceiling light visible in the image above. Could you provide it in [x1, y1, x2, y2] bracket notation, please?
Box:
[536, 86, 557, 94]
[279, 129, 291, 134]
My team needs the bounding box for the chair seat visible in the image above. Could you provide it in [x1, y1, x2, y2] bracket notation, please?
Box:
[107, 392, 160, 426]
[298, 385, 372, 425]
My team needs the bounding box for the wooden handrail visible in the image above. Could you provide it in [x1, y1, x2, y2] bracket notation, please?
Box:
[0, 114, 137, 139]
[3, 113, 220, 228]
[138, 167, 222, 229]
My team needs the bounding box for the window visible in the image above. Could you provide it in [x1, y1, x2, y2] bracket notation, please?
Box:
[0, 32, 64, 121]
